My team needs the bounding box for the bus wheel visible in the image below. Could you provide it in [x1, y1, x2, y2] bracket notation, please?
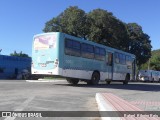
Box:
[123, 74, 129, 85]
[106, 81, 111, 84]
[91, 72, 100, 85]
[87, 80, 92, 85]
[66, 78, 79, 85]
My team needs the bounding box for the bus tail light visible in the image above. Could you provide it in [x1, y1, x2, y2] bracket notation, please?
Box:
[55, 59, 59, 65]
[34, 71, 38, 73]
[54, 59, 59, 67]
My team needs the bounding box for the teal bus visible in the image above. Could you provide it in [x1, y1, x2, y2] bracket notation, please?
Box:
[32, 32, 136, 85]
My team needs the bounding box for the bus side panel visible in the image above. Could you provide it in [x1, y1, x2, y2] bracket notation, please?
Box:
[60, 34, 108, 80]
[59, 34, 92, 80]
[112, 57, 135, 81]
[61, 55, 108, 80]
[112, 64, 128, 80]
[57, 33, 65, 76]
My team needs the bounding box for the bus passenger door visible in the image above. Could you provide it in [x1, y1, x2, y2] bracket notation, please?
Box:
[106, 52, 113, 80]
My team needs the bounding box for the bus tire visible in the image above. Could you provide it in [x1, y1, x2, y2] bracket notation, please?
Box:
[87, 80, 92, 85]
[123, 74, 130, 85]
[66, 78, 79, 85]
[107, 81, 111, 84]
[91, 72, 100, 85]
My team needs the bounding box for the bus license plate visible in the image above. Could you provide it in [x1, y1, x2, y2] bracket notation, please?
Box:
[39, 63, 46, 67]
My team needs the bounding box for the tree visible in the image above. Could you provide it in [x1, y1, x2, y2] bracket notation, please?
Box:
[140, 49, 160, 70]
[126, 23, 152, 67]
[87, 9, 129, 51]
[150, 56, 160, 71]
[10, 51, 30, 58]
[43, 6, 152, 67]
[43, 6, 90, 39]
[150, 49, 160, 70]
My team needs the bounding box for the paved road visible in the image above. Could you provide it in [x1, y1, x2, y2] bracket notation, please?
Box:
[0, 80, 160, 120]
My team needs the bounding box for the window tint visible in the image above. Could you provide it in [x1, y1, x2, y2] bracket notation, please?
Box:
[73, 41, 80, 50]
[100, 48, 106, 56]
[81, 43, 88, 52]
[81, 43, 94, 53]
[65, 39, 72, 48]
[95, 47, 105, 61]
[119, 53, 126, 64]
[115, 52, 119, 63]
[88, 45, 94, 53]
[95, 47, 100, 54]
[65, 39, 81, 57]
[122, 54, 126, 64]
[126, 55, 132, 65]
[81, 43, 94, 59]
[115, 52, 126, 64]
[107, 52, 113, 66]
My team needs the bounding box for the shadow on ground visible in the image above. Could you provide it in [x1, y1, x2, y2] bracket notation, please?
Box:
[54, 82, 160, 92]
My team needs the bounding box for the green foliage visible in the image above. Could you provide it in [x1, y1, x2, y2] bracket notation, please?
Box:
[150, 49, 160, 71]
[127, 23, 152, 66]
[140, 49, 160, 70]
[10, 51, 30, 58]
[43, 6, 90, 39]
[87, 9, 129, 51]
[152, 49, 160, 56]
[43, 6, 152, 66]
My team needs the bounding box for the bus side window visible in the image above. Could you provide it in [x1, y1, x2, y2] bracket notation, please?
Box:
[119, 53, 126, 64]
[72, 40, 81, 56]
[81, 43, 94, 59]
[65, 39, 81, 57]
[115, 52, 119, 63]
[126, 55, 132, 65]
[95, 47, 105, 61]
[106, 53, 108, 64]
[122, 54, 126, 64]
[108, 53, 113, 66]
[119, 53, 122, 64]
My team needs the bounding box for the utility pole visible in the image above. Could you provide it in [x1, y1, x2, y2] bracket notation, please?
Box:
[148, 58, 150, 70]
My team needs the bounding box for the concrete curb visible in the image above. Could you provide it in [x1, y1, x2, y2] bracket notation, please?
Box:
[96, 93, 159, 120]
[96, 93, 121, 120]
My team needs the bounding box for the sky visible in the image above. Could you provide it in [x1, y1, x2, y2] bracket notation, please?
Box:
[0, 0, 160, 56]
